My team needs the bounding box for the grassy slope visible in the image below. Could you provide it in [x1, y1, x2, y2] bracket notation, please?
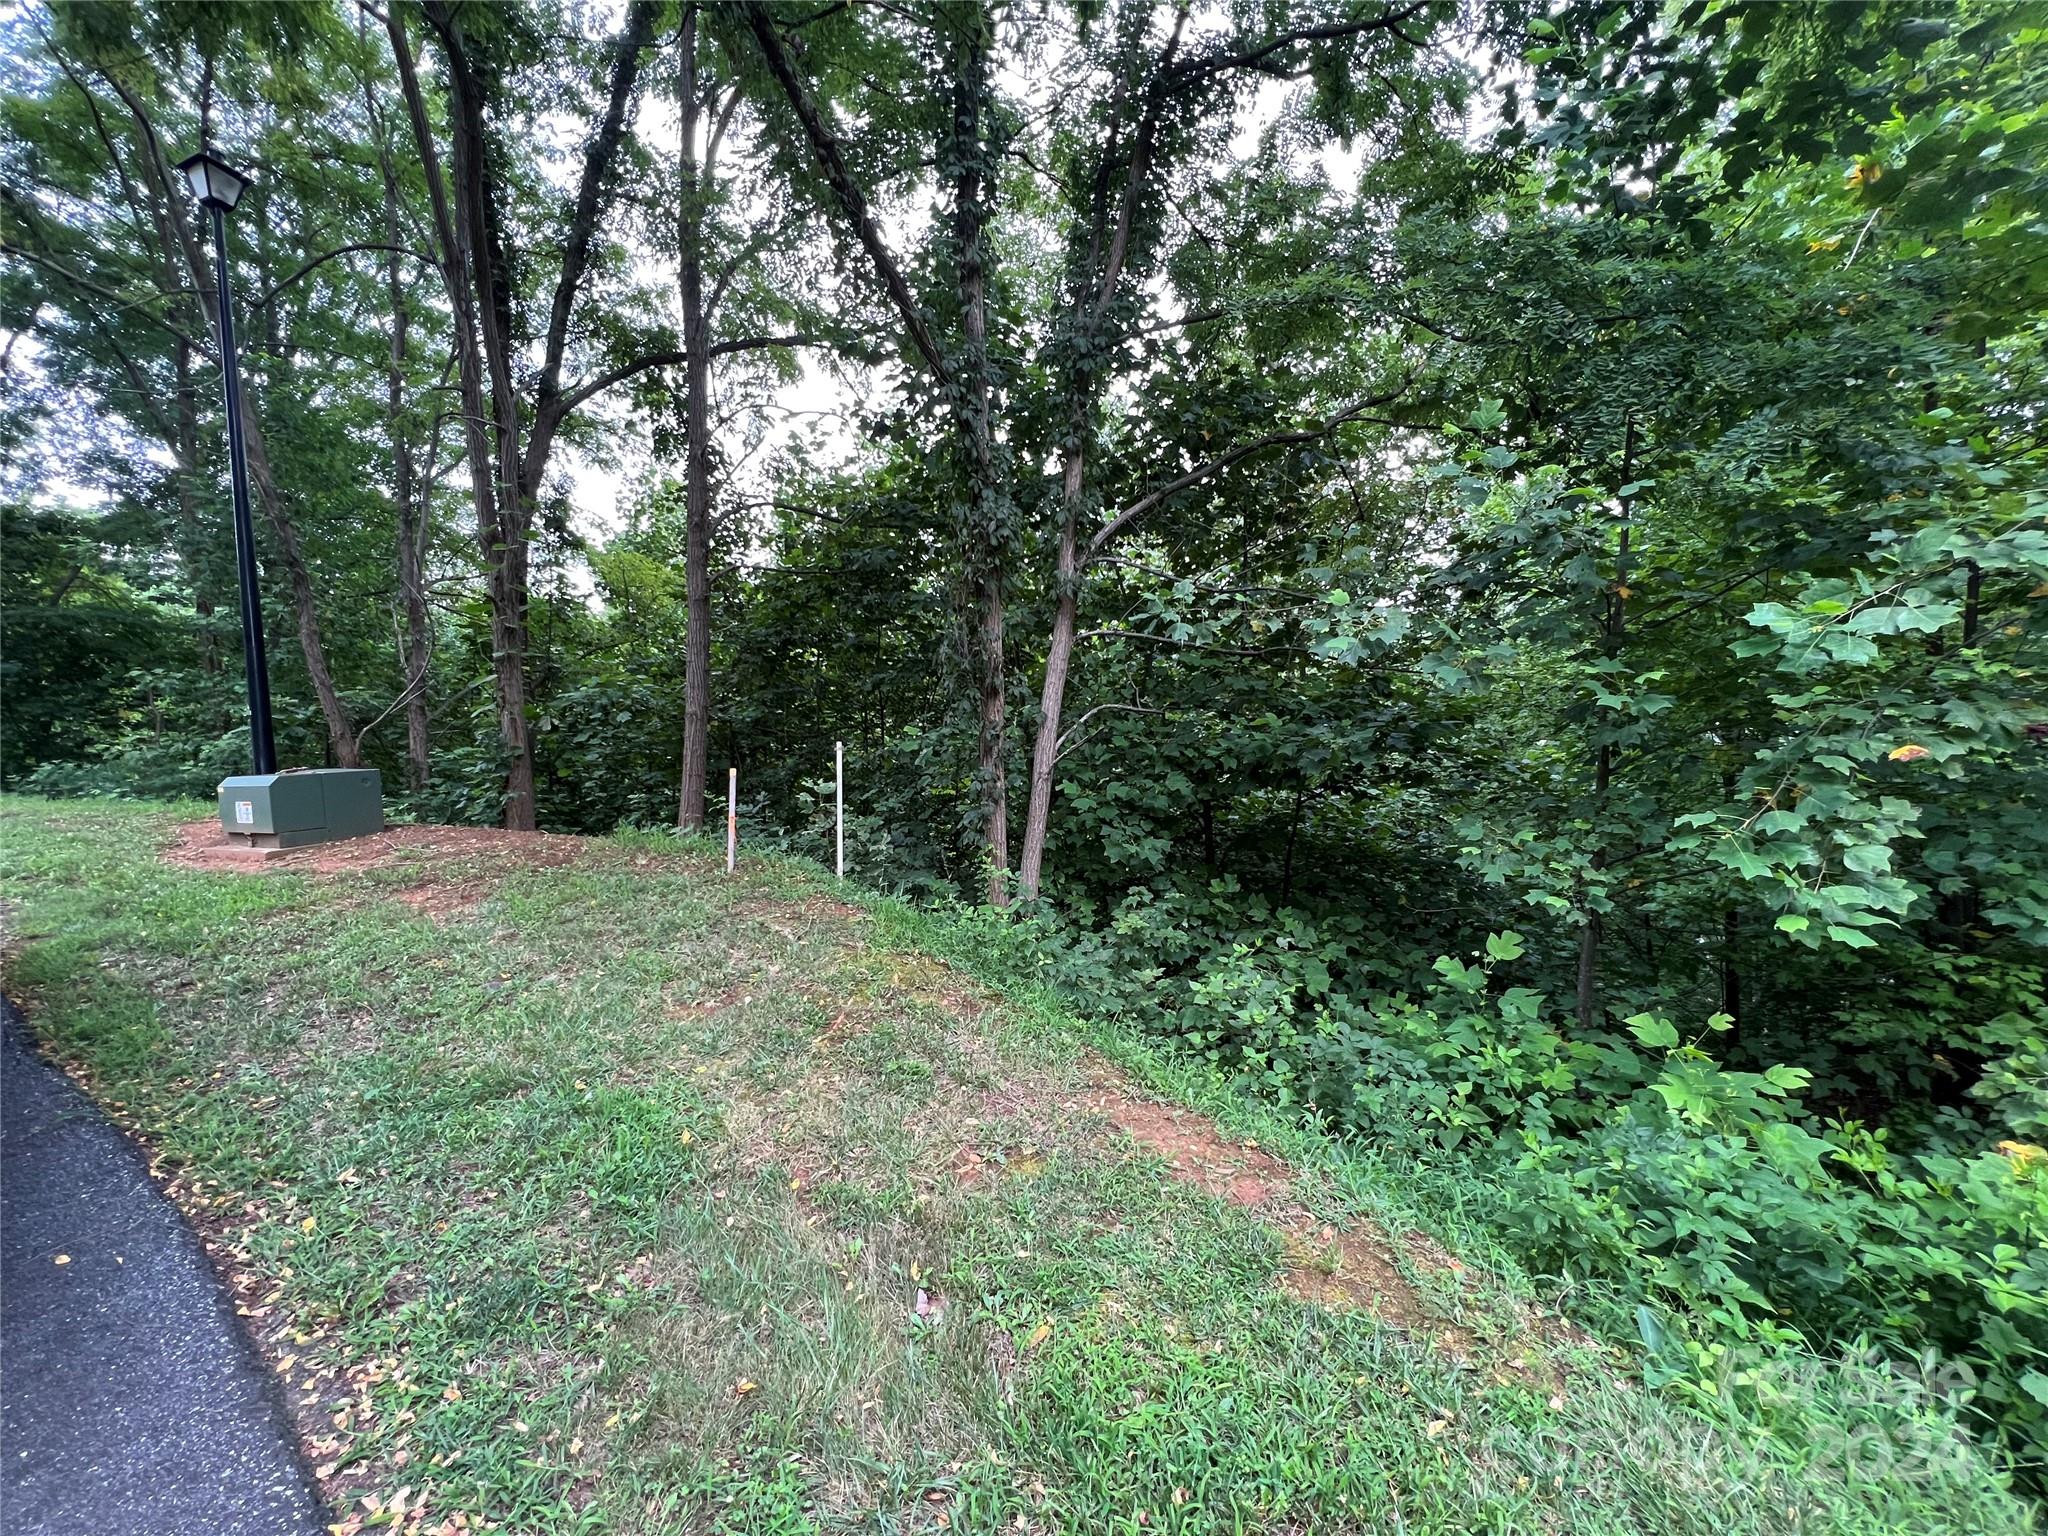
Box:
[0, 796, 2032, 1536]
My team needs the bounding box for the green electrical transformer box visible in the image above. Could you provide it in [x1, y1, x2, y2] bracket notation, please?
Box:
[217, 768, 384, 849]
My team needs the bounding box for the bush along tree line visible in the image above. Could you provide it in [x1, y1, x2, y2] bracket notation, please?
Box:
[4, 0, 2044, 1491]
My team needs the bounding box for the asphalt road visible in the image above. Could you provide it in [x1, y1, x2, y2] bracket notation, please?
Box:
[1, 998, 326, 1536]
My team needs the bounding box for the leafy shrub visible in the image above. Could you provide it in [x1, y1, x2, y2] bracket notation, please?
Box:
[1381, 953, 2048, 1476]
[21, 724, 250, 803]
[1013, 904, 2048, 1479]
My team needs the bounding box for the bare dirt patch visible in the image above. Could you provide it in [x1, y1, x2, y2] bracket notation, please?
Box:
[1078, 1091, 1292, 1206]
[165, 819, 589, 918]
[733, 894, 865, 924]
[663, 981, 751, 1022]
[1072, 1081, 1475, 1352]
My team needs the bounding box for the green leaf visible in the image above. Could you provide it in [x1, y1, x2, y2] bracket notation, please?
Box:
[1484, 930, 1526, 962]
[1635, 1305, 1669, 1354]
[1432, 956, 1487, 993]
[1627, 1014, 1681, 1050]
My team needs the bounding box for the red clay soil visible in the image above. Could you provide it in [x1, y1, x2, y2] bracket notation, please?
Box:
[1079, 1093, 1293, 1207]
[164, 818, 584, 875]
[1077, 1084, 1475, 1349]
[164, 819, 593, 923]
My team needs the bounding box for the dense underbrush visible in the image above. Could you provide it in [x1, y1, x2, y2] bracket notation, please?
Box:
[916, 882, 2048, 1490]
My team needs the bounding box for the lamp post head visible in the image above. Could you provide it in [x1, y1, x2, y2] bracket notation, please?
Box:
[175, 149, 251, 212]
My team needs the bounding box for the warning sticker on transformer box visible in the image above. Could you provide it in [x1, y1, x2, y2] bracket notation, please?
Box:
[235, 801, 254, 824]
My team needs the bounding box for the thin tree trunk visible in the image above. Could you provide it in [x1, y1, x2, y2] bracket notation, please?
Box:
[677, 8, 713, 831]
[1281, 780, 1306, 905]
[171, 342, 220, 678]
[1574, 912, 1603, 1030]
[382, 207, 431, 793]
[359, 37, 433, 792]
[1018, 438, 1084, 900]
[237, 400, 363, 766]
[1016, 24, 1182, 902]
[397, 503, 430, 790]
[1576, 416, 1637, 1031]
[744, 1, 1009, 898]
[1720, 907, 1741, 1040]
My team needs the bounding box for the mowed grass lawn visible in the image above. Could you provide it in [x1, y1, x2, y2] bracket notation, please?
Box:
[0, 796, 2032, 1536]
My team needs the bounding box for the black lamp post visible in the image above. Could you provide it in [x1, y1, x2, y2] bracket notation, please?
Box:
[177, 147, 276, 776]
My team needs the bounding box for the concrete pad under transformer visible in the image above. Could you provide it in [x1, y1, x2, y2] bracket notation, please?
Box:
[190, 842, 295, 865]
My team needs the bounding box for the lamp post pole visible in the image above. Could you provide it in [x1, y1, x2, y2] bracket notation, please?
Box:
[204, 196, 277, 775]
[177, 147, 381, 857]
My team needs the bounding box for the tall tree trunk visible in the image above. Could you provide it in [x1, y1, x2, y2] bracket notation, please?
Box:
[390, 6, 501, 810]
[432, 0, 538, 829]
[417, 0, 659, 830]
[482, 516, 535, 826]
[676, 8, 713, 832]
[744, 1, 1009, 898]
[951, 14, 1009, 903]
